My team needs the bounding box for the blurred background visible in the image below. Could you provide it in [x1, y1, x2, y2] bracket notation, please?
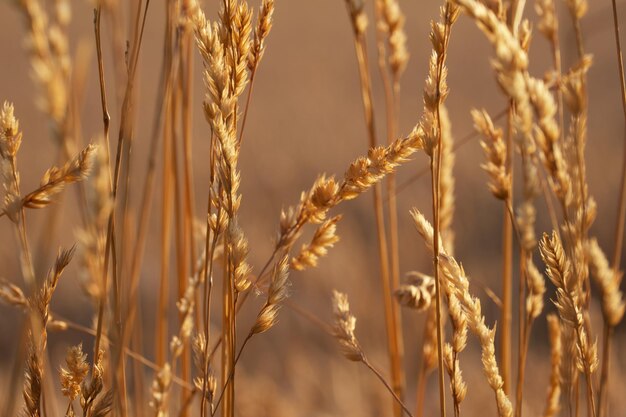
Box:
[0, 0, 625, 416]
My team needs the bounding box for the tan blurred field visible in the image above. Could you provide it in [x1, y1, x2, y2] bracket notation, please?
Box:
[0, 0, 625, 416]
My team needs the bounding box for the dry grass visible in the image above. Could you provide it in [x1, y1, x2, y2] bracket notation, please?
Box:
[0, 0, 625, 416]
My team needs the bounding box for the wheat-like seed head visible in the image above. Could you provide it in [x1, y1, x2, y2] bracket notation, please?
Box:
[394, 271, 436, 311]
[525, 260, 546, 320]
[473, 108, 511, 200]
[251, 255, 290, 335]
[0, 278, 28, 308]
[89, 391, 113, 417]
[410, 209, 444, 254]
[150, 363, 172, 417]
[444, 343, 467, 405]
[343, 0, 368, 36]
[248, 0, 274, 72]
[291, 215, 341, 271]
[377, 0, 409, 78]
[59, 343, 89, 401]
[539, 232, 580, 326]
[536, 0, 557, 40]
[0, 101, 22, 159]
[565, 0, 588, 19]
[22, 343, 42, 417]
[412, 210, 513, 417]
[586, 238, 625, 327]
[21, 144, 96, 212]
[81, 349, 105, 413]
[229, 221, 252, 293]
[331, 290, 364, 362]
[17, 0, 72, 129]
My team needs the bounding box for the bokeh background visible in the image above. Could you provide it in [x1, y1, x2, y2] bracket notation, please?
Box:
[0, 0, 625, 416]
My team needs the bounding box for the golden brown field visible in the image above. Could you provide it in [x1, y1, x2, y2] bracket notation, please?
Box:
[0, 0, 625, 416]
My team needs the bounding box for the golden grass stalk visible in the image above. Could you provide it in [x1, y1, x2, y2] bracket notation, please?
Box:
[341, 3, 405, 410]
[473, 109, 511, 201]
[331, 290, 414, 417]
[16, 0, 71, 132]
[59, 343, 90, 415]
[212, 256, 290, 415]
[0, 278, 29, 308]
[415, 305, 439, 417]
[412, 209, 513, 417]
[192, 2, 257, 414]
[598, 1, 626, 415]
[543, 314, 562, 417]
[0, 102, 36, 290]
[239, 0, 274, 145]
[151, 266, 200, 417]
[473, 106, 514, 390]
[415, 3, 459, 415]
[539, 231, 597, 417]
[374, 2, 409, 397]
[20, 144, 95, 211]
[93, 2, 152, 414]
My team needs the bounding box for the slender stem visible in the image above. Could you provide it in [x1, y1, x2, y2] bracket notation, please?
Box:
[212, 334, 252, 416]
[514, 253, 529, 417]
[351, 28, 405, 412]
[362, 357, 415, 417]
[600, 2, 626, 414]
[501, 103, 514, 396]
[180, 17, 196, 417]
[92, 4, 111, 366]
[430, 6, 455, 416]
[430, 155, 447, 417]
[374, 7, 405, 404]
[415, 364, 429, 417]
[237, 71, 257, 147]
[597, 324, 612, 417]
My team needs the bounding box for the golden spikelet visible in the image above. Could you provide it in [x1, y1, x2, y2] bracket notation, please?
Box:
[535, 0, 557, 40]
[394, 271, 435, 311]
[248, 0, 274, 72]
[81, 349, 105, 414]
[291, 215, 341, 271]
[331, 290, 364, 362]
[22, 343, 42, 417]
[438, 253, 513, 417]
[378, 0, 409, 78]
[229, 221, 252, 293]
[251, 255, 290, 335]
[150, 364, 172, 417]
[60, 343, 89, 401]
[525, 260, 546, 320]
[472, 108, 511, 200]
[444, 343, 467, 406]
[0, 278, 29, 308]
[586, 238, 625, 327]
[0, 101, 22, 159]
[343, 0, 368, 36]
[22, 144, 96, 210]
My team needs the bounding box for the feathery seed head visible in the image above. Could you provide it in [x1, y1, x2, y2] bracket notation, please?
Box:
[60, 344, 89, 400]
[394, 271, 435, 311]
[332, 290, 364, 362]
[252, 256, 290, 335]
